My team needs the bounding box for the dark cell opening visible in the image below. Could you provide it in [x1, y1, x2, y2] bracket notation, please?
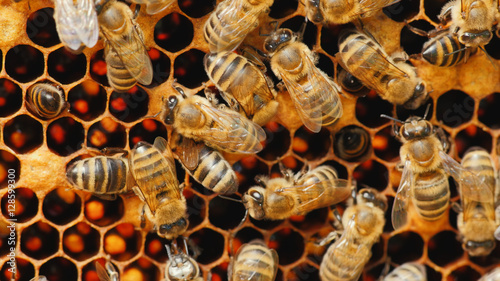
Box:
[82, 260, 120, 281]
[234, 227, 265, 246]
[42, 187, 82, 225]
[269, 0, 298, 19]
[185, 190, 206, 230]
[84, 195, 124, 227]
[47, 117, 84, 156]
[179, 0, 215, 18]
[270, 228, 304, 265]
[400, 20, 435, 56]
[280, 16, 317, 50]
[144, 48, 171, 88]
[89, 49, 109, 87]
[425, 264, 442, 281]
[448, 199, 459, 231]
[320, 160, 349, 180]
[21, 221, 59, 259]
[1, 258, 35, 281]
[1, 187, 38, 223]
[209, 195, 246, 230]
[428, 230, 463, 266]
[144, 232, 169, 262]
[384, 196, 395, 232]
[123, 258, 161, 281]
[250, 216, 284, 230]
[353, 160, 389, 191]
[87, 117, 127, 150]
[39, 257, 78, 281]
[423, 0, 449, 23]
[5, 45, 44, 83]
[232, 156, 269, 195]
[155, 13, 194, 53]
[294, 126, 331, 161]
[269, 156, 304, 177]
[334, 125, 372, 163]
[370, 240, 385, 264]
[387, 231, 424, 263]
[287, 262, 320, 281]
[321, 24, 351, 57]
[63, 222, 100, 261]
[449, 266, 481, 281]
[0, 79, 22, 117]
[68, 80, 107, 121]
[104, 223, 142, 261]
[373, 125, 400, 162]
[48, 47, 87, 84]
[0, 150, 20, 189]
[478, 93, 500, 129]
[129, 119, 168, 148]
[317, 52, 334, 77]
[383, 0, 420, 22]
[356, 92, 393, 128]
[173, 49, 208, 88]
[27, 8, 60, 47]
[189, 228, 225, 264]
[211, 263, 229, 281]
[257, 122, 291, 161]
[455, 125, 492, 158]
[290, 208, 329, 233]
[396, 99, 434, 122]
[3, 115, 43, 154]
[485, 33, 500, 60]
[436, 90, 474, 128]
[109, 86, 149, 122]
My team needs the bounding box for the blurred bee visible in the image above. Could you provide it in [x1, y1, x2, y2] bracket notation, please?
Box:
[264, 26, 343, 133]
[204, 51, 279, 126]
[319, 188, 387, 281]
[228, 240, 278, 281]
[169, 130, 238, 195]
[54, 0, 99, 53]
[128, 0, 174, 15]
[243, 162, 351, 220]
[161, 84, 266, 154]
[97, 0, 153, 92]
[29, 277, 48, 281]
[165, 239, 203, 281]
[129, 137, 188, 240]
[203, 0, 273, 52]
[333, 126, 372, 162]
[480, 268, 500, 281]
[96, 259, 119, 281]
[66, 149, 134, 200]
[382, 263, 427, 281]
[305, 0, 399, 25]
[26, 82, 69, 120]
[337, 29, 428, 109]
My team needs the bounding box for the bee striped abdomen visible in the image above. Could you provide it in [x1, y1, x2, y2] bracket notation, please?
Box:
[131, 147, 171, 192]
[384, 263, 426, 281]
[105, 47, 137, 93]
[233, 243, 277, 281]
[26, 83, 66, 119]
[320, 237, 371, 281]
[413, 170, 450, 220]
[422, 33, 466, 67]
[190, 147, 238, 194]
[462, 148, 496, 187]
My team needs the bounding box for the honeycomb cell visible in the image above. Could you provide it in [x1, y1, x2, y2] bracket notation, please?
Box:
[63, 222, 100, 261]
[370, 239, 385, 264]
[317, 52, 334, 77]
[353, 159, 389, 191]
[5, 45, 44, 83]
[320, 160, 349, 181]
[287, 262, 320, 281]
[478, 92, 500, 129]
[269, 156, 304, 178]
[0, 150, 20, 189]
[3, 115, 43, 154]
[123, 259, 161, 281]
[334, 125, 372, 163]
[47, 117, 84, 156]
[455, 125, 492, 158]
[174, 49, 208, 88]
[109, 86, 149, 122]
[423, 0, 449, 22]
[185, 189, 207, 230]
[84, 195, 124, 227]
[47, 47, 87, 84]
[211, 263, 228, 281]
[67, 80, 107, 121]
[382, 0, 420, 22]
[39, 257, 78, 280]
[145, 48, 171, 88]
[485, 34, 500, 60]
[387, 231, 424, 264]
[234, 227, 265, 245]
[1, 258, 35, 281]
[320, 25, 344, 57]
[129, 119, 168, 147]
[145, 232, 168, 262]
[104, 223, 142, 261]
[154, 13, 194, 53]
[428, 230, 463, 266]
[384, 196, 395, 232]
[258, 122, 291, 161]
[208, 195, 246, 230]
[82, 259, 117, 281]
[436, 90, 474, 128]
[280, 16, 317, 50]
[426, 264, 442, 281]
[400, 20, 436, 56]
[356, 92, 393, 128]
[395, 99, 434, 122]
[270, 228, 304, 265]
[293, 126, 330, 161]
[290, 208, 329, 233]
[233, 156, 269, 194]
[26, 8, 59, 48]
[21, 221, 59, 260]
[0, 79, 22, 118]
[269, 0, 298, 19]
[189, 228, 225, 264]
[250, 216, 284, 230]
[448, 266, 481, 281]
[87, 117, 127, 149]
[1, 187, 38, 223]
[42, 187, 82, 225]
[179, 0, 215, 18]
[89, 49, 109, 87]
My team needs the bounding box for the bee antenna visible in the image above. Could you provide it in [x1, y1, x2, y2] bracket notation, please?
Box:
[380, 114, 403, 124]
[165, 243, 175, 264]
[423, 103, 432, 120]
[443, 46, 468, 56]
[218, 194, 243, 203]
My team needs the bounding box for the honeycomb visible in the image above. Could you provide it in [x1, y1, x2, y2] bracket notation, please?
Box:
[1, 0, 500, 280]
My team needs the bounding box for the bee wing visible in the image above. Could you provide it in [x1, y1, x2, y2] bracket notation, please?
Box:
[172, 134, 202, 170]
[54, 0, 99, 51]
[392, 159, 414, 230]
[356, 0, 401, 16]
[96, 262, 111, 281]
[132, 0, 174, 14]
[29, 278, 48, 281]
[197, 103, 266, 153]
[230, 65, 275, 111]
[279, 52, 342, 133]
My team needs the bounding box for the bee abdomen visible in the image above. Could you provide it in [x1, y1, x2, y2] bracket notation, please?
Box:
[204, 9, 241, 52]
[462, 148, 496, 186]
[233, 243, 277, 281]
[106, 49, 136, 92]
[384, 263, 426, 281]
[320, 240, 370, 281]
[26, 83, 66, 119]
[132, 148, 171, 190]
[191, 149, 238, 194]
[413, 171, 450, 220]
[422, 34, 466, 67]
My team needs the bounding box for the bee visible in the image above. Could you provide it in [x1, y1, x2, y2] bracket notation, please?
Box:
[26, 82, 69, 120]
[129, 137, 188, 240]
[165, 239, 203, 281]
[228, 240, 278, 281]
[333, 126, 372, 162]
[161, 84, 266, 154]
[96, 259, 119, 281]
[169, 130, 238, 195]
[53, 0, 99, 53]
[382, 263, 427, 281]
[243, 162, 351, 220]
[319, 188, 387, 281]
[337, 29, 428, 110]
[305, 0, 399, 25]
[29, 278, 48, 281]
[203, 0, 273, 52]
[66, 149, 134, 200]
[264, 26, 343, 133]
[480, 268, 500, 281]
[97, 0, 153, 92]
[128, 0, 174, 15]
[204, 51, 279, 126]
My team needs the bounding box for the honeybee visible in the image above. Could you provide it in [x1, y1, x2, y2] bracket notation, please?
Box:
[161, 84, 266, 154]
[319, 188, 387, 281]
[97, 0, 153, 92]
[26, 82, 69, 120]
[333, 126, 372, 162]
[305, 0, 399, 25]
[53, 0, 99, 53]
[165, 239, 203, 281]
[382, 263, 426, 281]
[480, 268, 500, 281]
[96, 259, 119, 281]
[29, 277, 48, 281]
[337, 29, 428, 109]
[265, 27, 343, 133]
[243, 162, 351, 220]
[203, 0, 273, 52]
[66, 149, 134, 200]
[129, 137, 188, 240]
[128, 0, 174, 15]
[228, 240, 278, 281]
[169, 130, 238, 195]
[204, 51, 278, 126]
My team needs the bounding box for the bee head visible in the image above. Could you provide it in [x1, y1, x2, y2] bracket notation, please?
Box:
[167, 254, 198, 280]
[357, 188, 387, 211]
[459, 30, 492, 47]
[163, 95, 179, 125]
[264, 29, 294, 54]
[403, 81, 428, 110]
[305, 0, 323, 24]
[464, 239, 495, 256]
[243, 187, 266, 220]
[158, 217, 188, 240]
[400, 117, 433, 141]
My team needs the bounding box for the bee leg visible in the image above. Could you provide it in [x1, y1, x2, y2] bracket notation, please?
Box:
[296, 18, 308, 42]
[140, 204, 146, 229]
[239, 45, 268, 70]
[437, 0, 454, 24]
[315, 231, 339, 246]
[377, 257, 392, 281]
[278, 160, 294, 181]
[172, 80, 188, 98]
[332, 208, 343, 231]
[255, 175, 267, 187]
[451, 201, 463, 213]
[101, 147, 128, 157]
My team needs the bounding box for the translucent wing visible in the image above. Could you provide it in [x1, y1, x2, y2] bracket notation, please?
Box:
[279, 52, 342, 133]
[132, 0, 174, 14]
[171, 132, 202, 170]
[392, 159, 414, 230]
[229, 63, 275, 113]
[54, 0, 99, 51]
[357, 0, 401, 16]
[29, 277, 48, 281]
[96, 262, 111, 281]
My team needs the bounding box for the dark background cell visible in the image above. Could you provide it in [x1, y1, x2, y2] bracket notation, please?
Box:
[47, 47, 87, 84]
[387, 232, 424, 263]
[173, 49, 208, 88]
[27, 8, 60, 48]
[257, 122, 291, 161]
[428, 231, 463, 266]
[400, 20, 436, 56]
[43, 188, 82, 225]
[5, 45, 44, 83]
[109, 87, 149, 122]
[383, 0, 420, 22]
[179, 0, 215, 18]
[353, 160, 389, 191]
[47, 117, 84, 156]
[155, 13, 194, 52]
[67, 81, 108, 121]
[0, 79, 22, 118]
[269, 0, 298, 19]
[189, 228, 225, 264]
[270, 228, 304, 265]
[3, 115, 43, 154]
[356, 93, 393, 128]
[436, 90, 474, 128]
[280, 16, 317, 50]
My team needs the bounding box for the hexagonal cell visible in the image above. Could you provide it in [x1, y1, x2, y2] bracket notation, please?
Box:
[155, 13, 194, 53]
[189, 228, 225, 264]
[321, 24, 349, 57]
[478, 92, 500, 129]
[84, 195, 124, 227]
[448, 265, 481, 281]
[356, 92, 393, 128]
[63, 222, 100, 261]
[47, 117, 84, 156]
[1, 188, 38, 223]
[353, 159, 389, 191]
[89, 49, 109, 87]
[82, 259, 120, 281]
[485, 34, 500, 60]
[185, 189, 206, 230]
[287, 262, 320, 281]
[0, 79, 22, 118]
[234, 227, 265, 246]
[334, 125, 372, 163]
[27, 8, 59, 48]
[3, 115, 43, 154]
[387, 231, 424, 264]
[48, 47, 87, 84]
[87, 117, 127, 149]
[373, 125, 401, 162]
[270, 227, 304, 265]
[173, 49, 208, 88]
[0, 150, 20, 189]
[68, 80, 107, 121]
[383, 0, 420, 22]
[104, 223, 142, 261]
[455, 125, 492, 158]
[129, 119, 168, 147]
[320, 160, 349, 180]
[232, 156, 269, 195]
[317, 52, 335, 78]
[5, 45, 44, 83]
[293, 126, 330, 161]
[436, 90, 474, 128]
[268, 0, 297, 18]
[144, 232, 168, 262]
[400, 20, 435, 56]
[109, 87, 149, 122]
[39, 257, 78, 280]
[290, 207, 329, 233]
[208, 195, 246, 230]
[423, 0, 448, 22]
[280, 16, 317, 50]
[210, 263, 228, 281]
[425, 264, 442, 281]
[1, 258, 35, 281]
[179, 0, 215, 18]
[428, 230, 463, 266]
[124, 258, 161, 280]
[269, 156, 304, 177]
[258, 122, 291, 161]
[42, 187, 82, 225]
[144, 48, 171, 88]
[21, 221, 59, 259]
[395, 99, 434, 123]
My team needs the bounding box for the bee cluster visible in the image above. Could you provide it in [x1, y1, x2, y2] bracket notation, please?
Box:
[1, 0, 500, 280]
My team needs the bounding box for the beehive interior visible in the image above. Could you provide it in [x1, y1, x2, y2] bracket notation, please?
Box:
[1, 0, 500, 280]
